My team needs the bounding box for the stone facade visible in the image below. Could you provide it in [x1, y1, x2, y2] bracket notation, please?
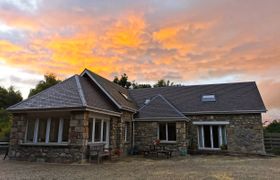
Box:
[187, 113, 265, 154]
[134, 121, 187, 154]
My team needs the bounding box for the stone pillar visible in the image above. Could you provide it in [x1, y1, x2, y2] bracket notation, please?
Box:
[69, 111, 89, 163]
[9, 114, 27, 159]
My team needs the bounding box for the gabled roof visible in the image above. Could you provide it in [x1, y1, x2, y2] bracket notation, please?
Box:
[129, 82, 267, 115]
[135, 94, 187, 121]
[81, 69, 137, 112]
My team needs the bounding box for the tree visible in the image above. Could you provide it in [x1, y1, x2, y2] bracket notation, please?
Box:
[0, 86, 23, 109]
[0, 86, 22, 140]
[153, 79, 175, 88]
[28, 73, 61, 97]
[113, 73, 132, 89]
[265, 120, 280, 133]
[131, 81, 152, 89]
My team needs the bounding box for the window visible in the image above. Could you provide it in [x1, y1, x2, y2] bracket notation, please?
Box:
[26, 119, 35, 142]
[158, 123, 176, 142]
[201, 95, 216, 102]
[25, 117, 69, 144]
[197, 125, 227, 149]
[124, 122, 129, 142]
[88, 118, 110, 147]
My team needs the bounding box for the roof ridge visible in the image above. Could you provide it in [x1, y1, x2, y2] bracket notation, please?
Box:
[7, 75, 76, 110]
[137, 94, 161, 111]
[129, 81, 257, 91]
[75, 75, 87, 106]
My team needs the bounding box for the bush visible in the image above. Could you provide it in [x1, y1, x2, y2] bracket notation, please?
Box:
[0, 109, 12, 140]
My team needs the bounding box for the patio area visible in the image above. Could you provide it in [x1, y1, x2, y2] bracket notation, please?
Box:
[1, 155, 280, 179]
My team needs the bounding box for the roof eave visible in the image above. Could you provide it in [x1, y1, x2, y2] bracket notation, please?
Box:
[133, 117, 189, 122]
[183, 109, 267, 115]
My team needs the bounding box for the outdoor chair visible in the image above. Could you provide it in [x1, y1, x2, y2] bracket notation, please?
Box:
[88, 143, 111, 164]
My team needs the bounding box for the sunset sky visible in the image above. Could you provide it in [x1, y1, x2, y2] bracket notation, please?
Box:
[0, 0, 279, 121]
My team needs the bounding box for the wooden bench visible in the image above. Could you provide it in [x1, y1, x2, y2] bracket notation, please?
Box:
[0, 141, 9, 160]
[88, 143, 111, 164]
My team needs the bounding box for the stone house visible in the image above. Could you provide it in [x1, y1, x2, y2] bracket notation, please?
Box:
[7, 69, 267, 163]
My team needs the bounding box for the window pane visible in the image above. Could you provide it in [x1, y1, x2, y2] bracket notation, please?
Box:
[88, 118, 93, 142]
[124, 122, 129, 142]
[26, 119, 35, 142]
[203, 125, 211, 148]
[159, 123, 166, 141]
[222, 126, 227, 145]
[167, 123, 176, 141]
[212, 126, 219, 148]
[37, 119, 47, 142]
[103, 121, 107, 142]
[62, 119, 69, 142]
[94, 119, 101, 142]
[49, 119, 59, 142]
[198, 126, 203, 148]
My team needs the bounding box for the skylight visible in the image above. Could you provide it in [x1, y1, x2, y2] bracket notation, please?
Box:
[120, 92, 129, 100]
[201, 95, 216, 102]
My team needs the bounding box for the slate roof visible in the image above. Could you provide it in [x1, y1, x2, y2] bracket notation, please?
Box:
[8, 75, 85, 110]
[8, 69, 266, 118]
[129, 82, 267, 115]
[7, 75, 118, 113]
[136, 94, 186, 120]
[82, 69, 137, 111]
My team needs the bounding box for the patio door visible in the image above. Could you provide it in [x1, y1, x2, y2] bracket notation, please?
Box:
[197, 125, 227, 150]
[89, 118, 110, 148]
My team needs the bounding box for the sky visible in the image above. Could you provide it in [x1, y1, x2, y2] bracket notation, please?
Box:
[0, 0, 279, 122]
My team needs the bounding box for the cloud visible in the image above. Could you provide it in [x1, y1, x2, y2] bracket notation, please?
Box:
[0, 0, 280, 119]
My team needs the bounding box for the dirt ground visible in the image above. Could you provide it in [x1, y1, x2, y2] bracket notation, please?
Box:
[0, 155, 279, 180]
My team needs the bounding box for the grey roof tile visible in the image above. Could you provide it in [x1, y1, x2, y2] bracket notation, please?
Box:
[129, 82, 266, 114]
[136, 94, 186, 119]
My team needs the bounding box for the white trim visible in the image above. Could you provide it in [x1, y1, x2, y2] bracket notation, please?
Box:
[100, 119, 104, 143]
[86, 107, 121, 117]
[210, 126, 213, 148]
[201, 126, 205, 147]
[124, 122, 128, 142]
[45, 118, 51, 143]
[33, 118, 39, 143]
[58, 118, 64, 143]
[183, 109, 267, 115]
[24, 119, 28, 142]
[218, 126, 222, 146]
[92, 118, 96, 143]
[193, 121, 229, 125]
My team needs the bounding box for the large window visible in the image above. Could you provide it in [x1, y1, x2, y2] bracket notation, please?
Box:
[158, 123, 176, 142]
[25, 118, 69, 144]
[88, 118, 110, 147]
[197, 125, 227, 149]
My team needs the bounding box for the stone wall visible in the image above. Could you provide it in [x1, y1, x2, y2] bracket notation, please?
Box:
[134, 121, 187, 154]
[187, 113, 265, 154]
[9, 111, 89, 163]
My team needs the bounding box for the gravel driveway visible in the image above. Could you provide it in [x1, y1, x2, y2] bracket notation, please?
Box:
[0, 155, 279, 180]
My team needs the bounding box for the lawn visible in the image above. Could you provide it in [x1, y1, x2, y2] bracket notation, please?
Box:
[0, 155, 279, 180]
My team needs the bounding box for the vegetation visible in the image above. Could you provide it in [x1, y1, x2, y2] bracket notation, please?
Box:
[28, 73, 61, 97]
[113, 73, 178, 89]
[0, 86, 23, 140]
[264, 120, 280, 133]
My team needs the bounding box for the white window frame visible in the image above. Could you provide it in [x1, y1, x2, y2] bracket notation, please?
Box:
[197, 125, 227, 150]
[157, 122, 176, 143]
[24, 117, 69, 144]
[89, 118, 110, 148]
[124, 122, 129, 143]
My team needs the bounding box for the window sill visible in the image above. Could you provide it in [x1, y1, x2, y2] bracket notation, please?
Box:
[198, 148, 221, 151]
[160, 141, 177, 144]
[20, 142, 69, 147]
